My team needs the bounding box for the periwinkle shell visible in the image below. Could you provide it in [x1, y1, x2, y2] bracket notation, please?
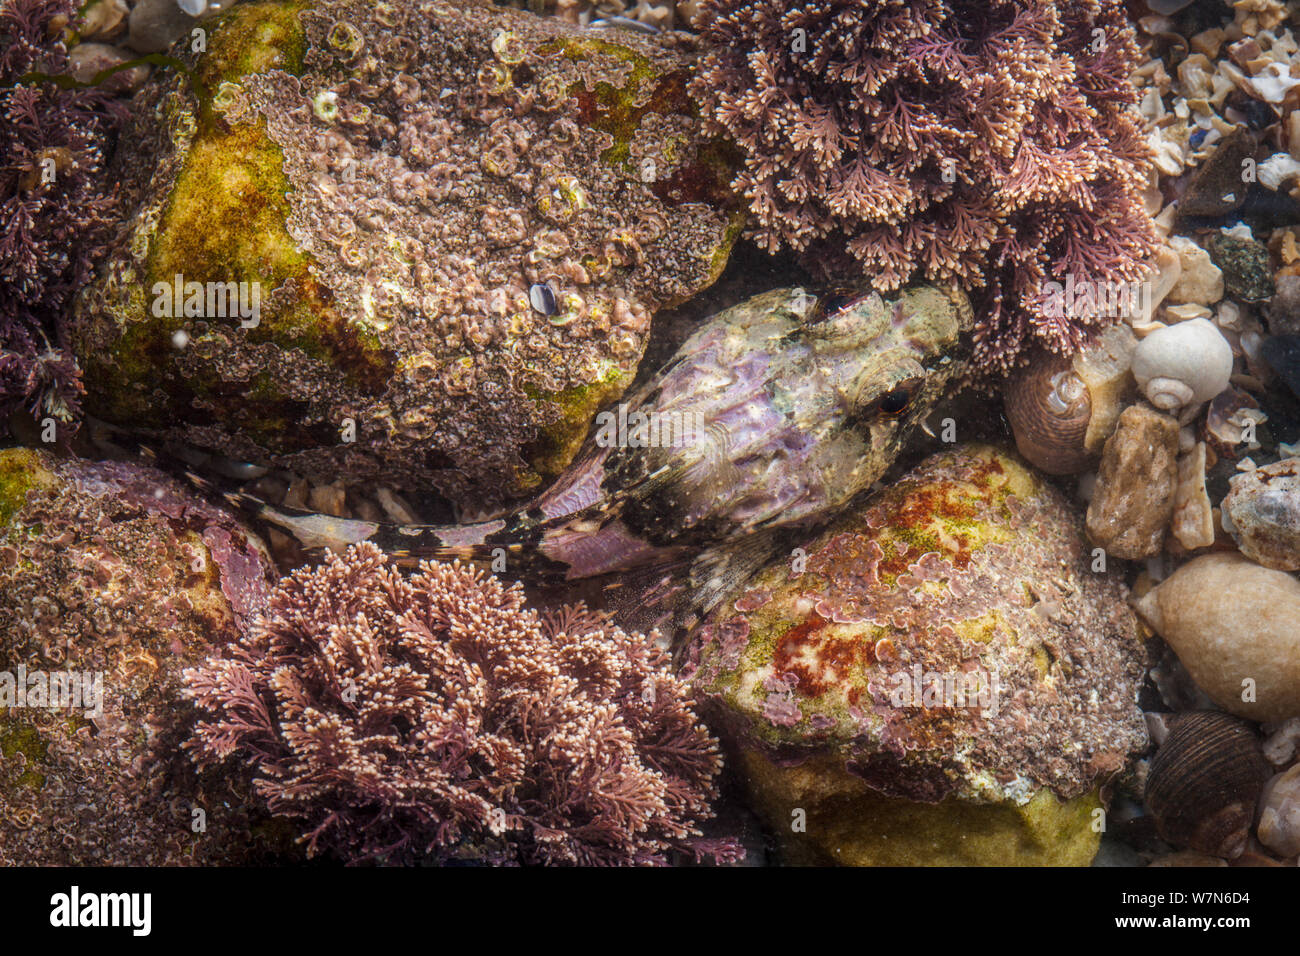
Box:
[1004, 351, 1093, 474]
[1144, 711, 1272, 860]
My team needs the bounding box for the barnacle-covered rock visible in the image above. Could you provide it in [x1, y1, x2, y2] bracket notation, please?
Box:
[0, 447, 287, 864]
[69, 0, 741, 508]
[682, 445, 1148, 866]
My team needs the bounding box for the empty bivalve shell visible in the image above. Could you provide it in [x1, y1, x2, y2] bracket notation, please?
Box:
[1144, 710, 1272, 860]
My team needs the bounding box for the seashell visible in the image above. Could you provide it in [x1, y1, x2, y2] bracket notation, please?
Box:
[1144, 711, 1272, 860]
[527, 282, 559, 316]
[1256, 764, 1300, 857]
[1004, 327, 1135, 475]
[1222, 457, 1300, 570]
[1207, 387, 1266, 450]
[1131, 318, 1233, 410]
[1258, 152, 1300, 192]
[1004, 351, 1093, 474]
[1074, 324, 1137, 454]
[1134, 553, 1300, 721]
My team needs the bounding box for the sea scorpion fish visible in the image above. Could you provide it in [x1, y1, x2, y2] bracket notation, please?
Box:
[181, 284, 972, 608]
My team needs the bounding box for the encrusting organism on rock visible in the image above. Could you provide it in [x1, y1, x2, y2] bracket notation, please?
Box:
[183, 542, 737, 866]
[692, 0, 1159, 371]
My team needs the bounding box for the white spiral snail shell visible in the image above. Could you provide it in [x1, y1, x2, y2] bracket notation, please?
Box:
[1130, 318, 1233, 411]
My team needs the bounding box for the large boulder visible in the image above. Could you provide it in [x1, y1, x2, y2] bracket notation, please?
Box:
[70, 0, 741, 508]
[0, 448, 288, 864]
[682, 445, 1149, 865]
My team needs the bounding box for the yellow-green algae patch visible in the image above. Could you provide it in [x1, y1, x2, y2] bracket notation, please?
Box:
[0, 719, 48, 793]
[740, 749, 1104, 867]
[194, 0, 310, 104]
[521, 362, 631, 481]
[0, 448, 58, 527]
[71, 0, 740, 506]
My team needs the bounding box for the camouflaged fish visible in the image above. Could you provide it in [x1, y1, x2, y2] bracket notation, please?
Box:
[157, 284, 973, 610]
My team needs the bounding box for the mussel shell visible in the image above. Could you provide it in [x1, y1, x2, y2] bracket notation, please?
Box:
[1003, 351, 1093, 474]
[1144, 711, 1272, 859]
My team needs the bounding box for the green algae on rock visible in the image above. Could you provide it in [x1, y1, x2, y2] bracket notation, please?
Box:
[69, 0, 740, 507]
[0, 448, 289, 864]
[1205, 233, 1275, 304]
[681, 444, 1149, 866]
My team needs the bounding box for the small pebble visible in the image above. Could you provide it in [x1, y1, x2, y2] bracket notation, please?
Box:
[1256, 765, 1300, 858]
[1086, 404, 1181, 559]
[1222, 457, 1300, 570]
[1206, 234, 1275, 303]
[1177, 127, 1255, 219]
[1166, 236, 1224, 306]
[127, 0, 199, 54]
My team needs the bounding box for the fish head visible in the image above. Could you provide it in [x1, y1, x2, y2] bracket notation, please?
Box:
[803, 283, 972, 438]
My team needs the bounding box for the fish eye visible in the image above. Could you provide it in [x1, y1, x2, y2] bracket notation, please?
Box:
[872, 377, 924, 417]
[878, 387, 913, 416]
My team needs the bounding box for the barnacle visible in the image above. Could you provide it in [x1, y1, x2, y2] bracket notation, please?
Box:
[0, 449, 280, 865]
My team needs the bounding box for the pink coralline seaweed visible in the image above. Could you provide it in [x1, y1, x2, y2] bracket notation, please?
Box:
[184, 543, 735, 866]
[0, 0, 122, 426]
[692, 0, 1158, 371]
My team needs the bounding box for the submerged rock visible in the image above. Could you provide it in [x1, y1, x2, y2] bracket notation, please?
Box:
[1222, 458, 1300, 570]
[682, 445, 1148, 866]
[1086, 404, 1181, 559]
[125, 0, 200, 53]
[71, 0, 741, 508]
[1206, 234, 1275, 303]
[1177, 127, 1254, 220]
[0, 448, 287, 864]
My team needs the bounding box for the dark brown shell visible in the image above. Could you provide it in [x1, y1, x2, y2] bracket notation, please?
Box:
[1003, 351, 1093, 474]
[1144, 711, 1272, 860]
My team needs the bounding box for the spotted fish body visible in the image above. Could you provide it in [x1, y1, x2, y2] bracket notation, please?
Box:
[217, 284, 972, 598]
